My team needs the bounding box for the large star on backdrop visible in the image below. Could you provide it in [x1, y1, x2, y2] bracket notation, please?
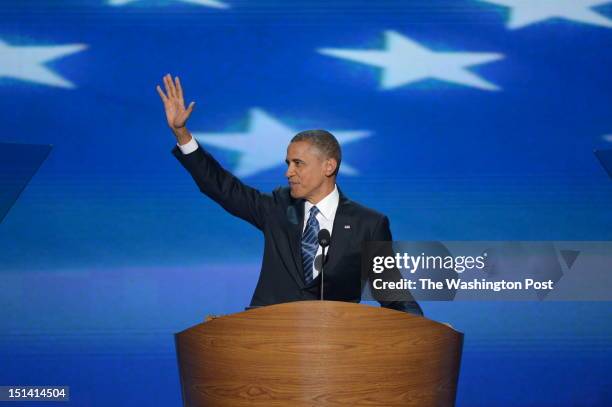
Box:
[109, 0, 229, 8]
[0, 39, 87, 88]
[480, 0, 612, 29]
[193, 108, 371, 178]
[318, 31, 504, 91]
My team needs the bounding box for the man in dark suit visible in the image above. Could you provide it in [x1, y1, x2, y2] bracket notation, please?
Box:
[157, 74, 422, 315]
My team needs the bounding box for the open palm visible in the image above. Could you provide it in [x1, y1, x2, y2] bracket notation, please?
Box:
[156, 74, 195, 130]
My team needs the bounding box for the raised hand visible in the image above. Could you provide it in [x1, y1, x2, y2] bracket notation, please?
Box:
[156, 73, 195, 131]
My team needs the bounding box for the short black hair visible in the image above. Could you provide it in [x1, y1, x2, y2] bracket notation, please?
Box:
[290, 129, 341, 176]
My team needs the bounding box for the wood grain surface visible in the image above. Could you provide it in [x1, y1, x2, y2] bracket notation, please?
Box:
[175, 301, 463, 407]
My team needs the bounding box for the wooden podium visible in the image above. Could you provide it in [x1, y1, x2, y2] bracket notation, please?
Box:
[175, 301, 463, 407]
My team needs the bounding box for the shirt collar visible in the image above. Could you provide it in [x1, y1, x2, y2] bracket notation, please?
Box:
[304, 184, 339, 221]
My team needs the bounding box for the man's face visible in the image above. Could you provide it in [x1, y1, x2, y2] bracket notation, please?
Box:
[285, 141, 333, 202]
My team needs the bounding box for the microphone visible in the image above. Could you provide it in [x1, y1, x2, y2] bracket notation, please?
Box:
[318, 229, 331, 300]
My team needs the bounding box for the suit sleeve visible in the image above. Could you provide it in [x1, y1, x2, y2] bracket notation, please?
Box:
[172, 145, 273, 230]
[371, 216, 424, 316]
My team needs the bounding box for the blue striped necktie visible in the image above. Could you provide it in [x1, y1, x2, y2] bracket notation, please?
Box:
[301, 206, 320, 285]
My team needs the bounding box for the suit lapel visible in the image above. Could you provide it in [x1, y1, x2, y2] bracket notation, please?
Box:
[324, 191, 353, 276]
[286, 199, 306, 288]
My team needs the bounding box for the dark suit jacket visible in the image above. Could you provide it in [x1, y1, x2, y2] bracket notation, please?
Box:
[173, 145, 422, 315]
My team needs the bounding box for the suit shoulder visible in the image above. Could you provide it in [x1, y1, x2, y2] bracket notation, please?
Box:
[344, 199, 387, 223]
[271, 186, 293, 205]
[271, 186, 291, 199]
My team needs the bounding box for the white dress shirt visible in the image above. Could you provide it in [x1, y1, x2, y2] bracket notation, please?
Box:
[178, 137, 199, 155]
[177, 137, 339, 280]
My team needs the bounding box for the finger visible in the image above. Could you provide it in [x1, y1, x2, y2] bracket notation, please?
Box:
[163, 74, 175, 99]
[163, 75, 172, 98]
[168, 74, 178, 97]
[184, 101, 195, 119]
[175, 76, 184, 102]
[164, 74, 175, 98]
[156, 85, 168, 103]
[168, 74, 178, 98]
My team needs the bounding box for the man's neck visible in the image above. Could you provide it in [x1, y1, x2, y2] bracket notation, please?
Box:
[307, 183, 336, 205]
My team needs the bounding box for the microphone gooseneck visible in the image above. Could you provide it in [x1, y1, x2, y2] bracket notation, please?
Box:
[318, 229, 331, 300]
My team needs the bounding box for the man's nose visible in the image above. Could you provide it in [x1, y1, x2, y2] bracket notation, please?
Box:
[285, 165, 294, 178]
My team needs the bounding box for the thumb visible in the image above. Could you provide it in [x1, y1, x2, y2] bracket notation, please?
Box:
[185, 101, 195, 117]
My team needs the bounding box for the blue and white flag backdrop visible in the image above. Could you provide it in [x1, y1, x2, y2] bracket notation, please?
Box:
[1, 1, 611, 406]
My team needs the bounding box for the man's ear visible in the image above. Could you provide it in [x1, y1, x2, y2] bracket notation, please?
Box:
[325, 158, 338, 177]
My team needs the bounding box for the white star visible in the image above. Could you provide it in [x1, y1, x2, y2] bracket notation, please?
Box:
[109, 0, 229, 8]
[318, 31, 503, 91]
[0, 39, 87, 88]
[481, 0, 612, 29]
[604, 134, 612, 142]
[193, 108, 371, 178]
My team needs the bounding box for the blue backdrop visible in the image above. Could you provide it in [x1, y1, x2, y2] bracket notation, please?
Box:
[1, 1, 611, 405]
